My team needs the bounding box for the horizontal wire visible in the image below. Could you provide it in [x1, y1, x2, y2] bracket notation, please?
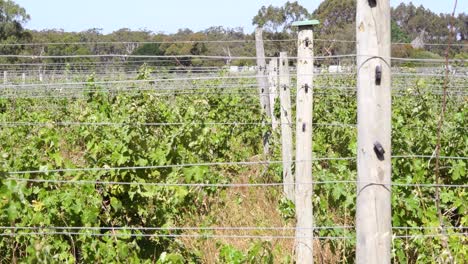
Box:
[0, 121, 356, 128]
[2, 90, 465, 100]
[1, 103, 263, 111]
[0, 53, 464, 63]
[2, 84, 465, 94]
[0, 91, 264, 100]
[393, 155, 468, 160]
[4, 85, 263, 93]
[3, 90, 466, 100]
[1, 89, 464, 98]
[4, 156, 466, 176]
[6, 158, 357, 175]
[0, 54, 275, 60]
[393, 226, 468, 230]
[393, 233, 468, 239]
[0, 121, 272, 127]
[2, 74, 466, 90]
[1, 73, 466, 83]
[0, 39, 297, 47]
[0, 232, 465, 240]
[1, 74, 268, 87]
[0, 226, 464, 232]
[4, 178, 468, 189]
[0, 232, 348, 240]
[0, 38, 465, 46]
[0, 226, 351, 231]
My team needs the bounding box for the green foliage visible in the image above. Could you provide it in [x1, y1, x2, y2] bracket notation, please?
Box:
[136, 63, 154, 81]
[391, 20, 410, 43]
[399, 49, 443, 67]
[0, 71, 265, 262]
[278, 197, 295, 220]
[218, 242, 273, 264]
[0, 68, 467, 263]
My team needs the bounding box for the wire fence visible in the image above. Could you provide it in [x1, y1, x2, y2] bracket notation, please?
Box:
[0, 40, 466, 262]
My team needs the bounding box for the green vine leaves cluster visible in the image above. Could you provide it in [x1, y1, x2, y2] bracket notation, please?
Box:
[0, 69, 466, 262]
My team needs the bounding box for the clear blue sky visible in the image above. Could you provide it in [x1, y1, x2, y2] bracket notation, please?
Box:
[14, 0, 466, 34]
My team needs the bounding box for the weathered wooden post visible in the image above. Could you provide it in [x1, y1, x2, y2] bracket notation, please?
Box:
[268, 58, 279, 130]
[255, 28, 272, 154]
[3, 71, 7, 85]
[279, 52, 294, 202]
[356, 1, 392, 263]
[292, 19, 319, 264]
[22, 73, 26, 85]
[255, 28, 272, 117]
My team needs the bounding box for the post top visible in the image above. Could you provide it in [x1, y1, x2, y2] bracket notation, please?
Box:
[291, 20, 320, 27]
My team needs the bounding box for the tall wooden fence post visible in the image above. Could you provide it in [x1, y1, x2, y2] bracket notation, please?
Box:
[268, 58, 279, 130]
[356, 1, 392, 263]
[255, 28, 272, 154]
[279, 52, 294, 202]
[292, 20, 319, 264]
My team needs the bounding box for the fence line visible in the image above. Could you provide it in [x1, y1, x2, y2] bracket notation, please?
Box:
[0, 39, 466, 47]
[1, 73, 466, 89]
[0, 226, 465, 231]
[0, 53, 465, 63]
[4, 178, 467, 189]
[0, 232, 465, 240]
[6, 158, 357, 175]
[0, 121, 356, 128]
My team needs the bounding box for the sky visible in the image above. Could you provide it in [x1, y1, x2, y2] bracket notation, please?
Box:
[14, 0, 467, 34]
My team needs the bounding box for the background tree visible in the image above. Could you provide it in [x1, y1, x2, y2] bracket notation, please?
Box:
[252, 1, 310, 33]
[457, 13, 467, 41]
[252, 1, 310, 57]
[312, 0, 355, 56]
[0, 0, 31, 62]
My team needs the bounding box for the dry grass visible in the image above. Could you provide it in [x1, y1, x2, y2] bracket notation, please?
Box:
[179, 156, 343, 263]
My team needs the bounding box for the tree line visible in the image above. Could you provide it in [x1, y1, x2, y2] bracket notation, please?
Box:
[0, 0, 466, 68]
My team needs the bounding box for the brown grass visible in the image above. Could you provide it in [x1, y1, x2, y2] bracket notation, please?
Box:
[179, 156, 343, 263]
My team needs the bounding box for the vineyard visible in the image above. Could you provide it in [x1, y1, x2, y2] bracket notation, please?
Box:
[0, 0, 467, 262]
[0, 49, 466, 262]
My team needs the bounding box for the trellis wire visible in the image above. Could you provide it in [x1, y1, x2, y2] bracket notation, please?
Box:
[4, 178, 468, 189]
[0, 38, 465, 46]
[0, 226, 465, 231]
[0, 232, 465, 240]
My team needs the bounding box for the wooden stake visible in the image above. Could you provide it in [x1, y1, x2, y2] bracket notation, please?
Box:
[255, 28, 272, 154]
[3, 71, 7, 85]
[255, 28, 272, 118]
[279, 52, 294, 202]
[356, 1, 392, 263]
[294, 24, 315, 264]
[268, 58, 279, 130]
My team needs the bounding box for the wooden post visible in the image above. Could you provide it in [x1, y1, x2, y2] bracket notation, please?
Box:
[255, 28, 272, 154]
[268, 58, 279, 130]
[356, 1, 392, 264]
[292, 20, 319, 264]
[279, 52, 294, 202]
[3, 71, 7, 85]
[22, 73, 26, 84]
[255, 28, 272, 117]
